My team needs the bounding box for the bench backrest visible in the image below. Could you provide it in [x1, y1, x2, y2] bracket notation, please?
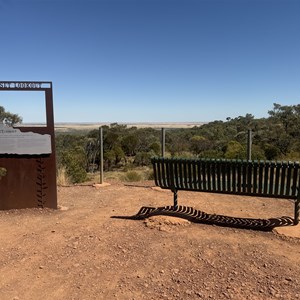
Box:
[151, 157, 300, 199]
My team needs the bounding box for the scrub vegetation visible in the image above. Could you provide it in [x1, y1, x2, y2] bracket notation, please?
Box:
[1, 103, 299, 184]
[55, 103, 300, 184]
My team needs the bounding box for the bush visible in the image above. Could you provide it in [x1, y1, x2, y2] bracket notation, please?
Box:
[61, 147, 87, 183]
[251, 145, 266, 160]
[264, 144, 280, 160]
[134, 152, 152, 166]
[122, 171, 142, 182]
[224, 141, 246, 159]
[146, 170, 155, 180]
[198, 150, 224, 159]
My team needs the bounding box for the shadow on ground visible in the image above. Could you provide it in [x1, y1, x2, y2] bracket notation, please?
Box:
[112, 205, 294, 231]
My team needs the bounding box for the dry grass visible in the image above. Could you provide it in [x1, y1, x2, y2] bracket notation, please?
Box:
[56, 166, 71, 186]
[86, 166, 153, 183]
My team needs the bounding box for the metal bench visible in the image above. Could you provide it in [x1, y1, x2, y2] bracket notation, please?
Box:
[151, 157, 300, 225]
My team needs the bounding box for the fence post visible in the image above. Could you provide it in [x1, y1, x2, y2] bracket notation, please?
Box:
[247, 129, 252, 161]
[99, 127, 104, 184]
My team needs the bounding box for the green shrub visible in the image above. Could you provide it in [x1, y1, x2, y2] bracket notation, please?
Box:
[61, 147, 87, 183]
[264, 144, 280, 160]
[122, 170, 142, 182]
[134, 152, 152, 166]
[224, 141, 246, 159]
[251, 145, 266, 160]
[198, 150, 224, 159]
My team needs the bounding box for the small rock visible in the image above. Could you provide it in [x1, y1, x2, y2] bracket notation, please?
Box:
[285, 277, 292, 282]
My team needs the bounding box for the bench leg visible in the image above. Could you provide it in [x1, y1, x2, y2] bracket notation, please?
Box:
[173, 189, 178, 209]
[295, 198, 300, 225]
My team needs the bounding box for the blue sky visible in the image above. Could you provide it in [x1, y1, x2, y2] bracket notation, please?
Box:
[0, 0, 299, 123]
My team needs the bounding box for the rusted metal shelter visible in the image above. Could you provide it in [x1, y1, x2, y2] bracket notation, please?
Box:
[0, 81, 57, 209]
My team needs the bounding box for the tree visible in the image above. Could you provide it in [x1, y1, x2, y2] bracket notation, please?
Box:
[166, 130, 189, 156]
[264, 144, 280, 160]
[134, 151, 152, 166]
[121, 134, 138, 156]
[224, 141, 246, 159]
[104, 145, 125, 170]
[268, 103, 300, 137]
[0, 106, 22, 126]
[55, 134, 89, 183]
[189, 135, 212, 156]
[85, 137, 99, 172]
[61, 146, 87, 183]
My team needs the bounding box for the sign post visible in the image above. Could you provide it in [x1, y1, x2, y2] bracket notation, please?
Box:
[99, 127, 104, 184]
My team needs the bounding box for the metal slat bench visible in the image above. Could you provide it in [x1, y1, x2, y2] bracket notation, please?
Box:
[151, 157, 300, 225]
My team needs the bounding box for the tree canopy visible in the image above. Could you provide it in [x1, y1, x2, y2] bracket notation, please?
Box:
[55, 102, 300, 183]
[0, 106, 22, 126]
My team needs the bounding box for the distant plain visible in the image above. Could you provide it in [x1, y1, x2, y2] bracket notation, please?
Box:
[53, 122, 206, 132]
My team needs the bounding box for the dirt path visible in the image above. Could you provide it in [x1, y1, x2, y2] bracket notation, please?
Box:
[0, 182, 300, 299]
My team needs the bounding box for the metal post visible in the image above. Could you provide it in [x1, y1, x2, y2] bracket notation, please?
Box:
[99, 127, 104, 184]
[161, 128, 165, 157]
[247, 129, 252, 161]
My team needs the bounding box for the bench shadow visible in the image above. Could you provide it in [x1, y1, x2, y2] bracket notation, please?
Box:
[111, 205, 294, 231]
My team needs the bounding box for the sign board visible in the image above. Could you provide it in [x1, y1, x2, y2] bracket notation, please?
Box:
[0, 124, 51, 155]
[0, 81, 51, 89]
[0, 81, 57, 210]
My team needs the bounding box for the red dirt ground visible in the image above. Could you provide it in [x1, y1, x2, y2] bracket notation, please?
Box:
[0, 181, 300, 300]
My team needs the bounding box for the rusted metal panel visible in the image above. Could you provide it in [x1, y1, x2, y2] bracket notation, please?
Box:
[0, 81, 57, 210]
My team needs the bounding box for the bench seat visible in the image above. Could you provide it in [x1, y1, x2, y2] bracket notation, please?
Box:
[151, 157, 300, 225]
